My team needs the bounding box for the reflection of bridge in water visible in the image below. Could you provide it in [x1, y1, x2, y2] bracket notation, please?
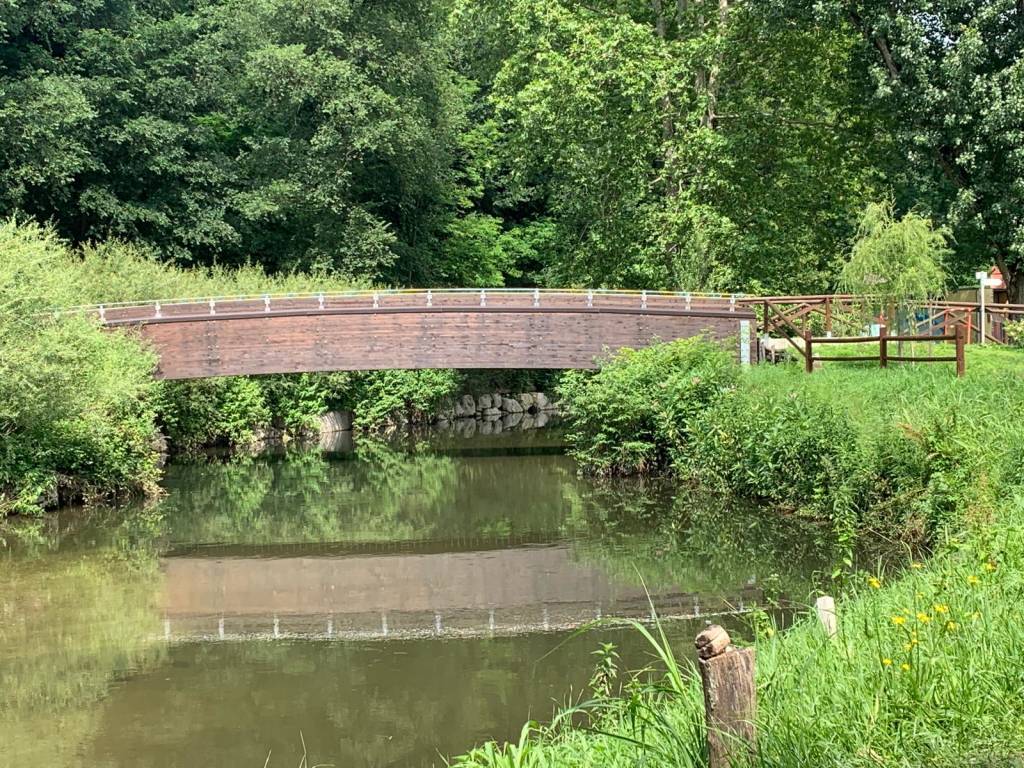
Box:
[159, 538, 761, 642]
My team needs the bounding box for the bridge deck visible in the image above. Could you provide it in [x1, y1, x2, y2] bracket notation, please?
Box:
[75, 289, 756, 379]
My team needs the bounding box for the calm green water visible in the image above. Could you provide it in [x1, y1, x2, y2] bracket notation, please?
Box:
[0, 429, 834, 767]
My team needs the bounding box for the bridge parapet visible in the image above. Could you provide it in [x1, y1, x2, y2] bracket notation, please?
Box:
[66, 289, 756, 379]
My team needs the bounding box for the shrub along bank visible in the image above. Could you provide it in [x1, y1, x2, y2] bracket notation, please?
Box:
[453, 341, 1024, 767]
[559, 338, 1021, 547]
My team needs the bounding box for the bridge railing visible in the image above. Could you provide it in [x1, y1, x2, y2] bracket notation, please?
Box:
[53, 288, 752, 326]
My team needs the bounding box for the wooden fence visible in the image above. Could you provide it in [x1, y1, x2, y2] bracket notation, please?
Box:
[803, 325, 966, 377]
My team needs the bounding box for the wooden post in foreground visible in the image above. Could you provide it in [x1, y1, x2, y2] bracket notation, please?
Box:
[879, 326, 888, 369]
[815, 595, 838, 638]
[955, 324, 966, 377]
[803, 332, 814, 374]
[695, 625, 756, 768]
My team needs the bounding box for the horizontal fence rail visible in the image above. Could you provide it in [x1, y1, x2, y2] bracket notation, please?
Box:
[802, 326, 966, 377]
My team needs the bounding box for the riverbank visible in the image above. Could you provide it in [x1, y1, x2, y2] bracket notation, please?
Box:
[453, 342, 1024, 766]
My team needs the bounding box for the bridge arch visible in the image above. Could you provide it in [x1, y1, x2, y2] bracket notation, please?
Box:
[88, 289, 756, 380]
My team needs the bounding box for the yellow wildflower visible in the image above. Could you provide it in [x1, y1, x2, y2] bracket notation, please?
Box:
[967, 575, 980, 585]
[911, 562, 924, 570]
[891, 615, 906, 626]
[868, 576, 881, 589]
[901, 663, 911, 672]
[933, 604, 949, 614]
[982, 562, 997, 573]
[946, 621, 958, 631]
[916, 612, 931, 623]
[882, 658, 893, 666]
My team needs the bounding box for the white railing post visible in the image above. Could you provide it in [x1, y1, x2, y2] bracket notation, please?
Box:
[209, 298, 216, 315]
[533, 288, 540, 307]
[264, 294, 270, 313]
[427, 290, 433, 307]
[587, 289, 593, 308]
[373, 291, 379, 309]
[641, 290, 648, 310]
[318, 292, 324, 310]
[154, 302, 162, 319]
[685, 292, 692, 311]
[98, 304, 106, 322]
[730, 295, 736, 312]
[480, 289, 487, 307]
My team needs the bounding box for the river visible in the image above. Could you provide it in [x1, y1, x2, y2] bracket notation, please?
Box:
[0, 427, 834, 766]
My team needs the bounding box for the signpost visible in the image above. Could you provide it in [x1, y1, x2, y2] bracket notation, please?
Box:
[975, 271, 1002, 344]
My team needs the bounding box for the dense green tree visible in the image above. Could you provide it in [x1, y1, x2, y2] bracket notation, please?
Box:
[797, 1, 1024, 297]
[0, 0, 475, 283]
[451, 0, 881, 292]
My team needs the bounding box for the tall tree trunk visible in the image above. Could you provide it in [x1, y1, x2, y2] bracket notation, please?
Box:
[653, 0, 679, 198]
[703, 0, 729, 128]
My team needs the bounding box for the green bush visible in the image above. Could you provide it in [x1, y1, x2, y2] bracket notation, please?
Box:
[0, 221, 160, 515]
[352, 369, 460, 430]
[558, 338, 740, 476]
[559, 338, 1023, 544]
[680, 387, 862, 534]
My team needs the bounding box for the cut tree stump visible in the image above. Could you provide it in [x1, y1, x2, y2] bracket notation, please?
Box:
[695, 625, 757, 768]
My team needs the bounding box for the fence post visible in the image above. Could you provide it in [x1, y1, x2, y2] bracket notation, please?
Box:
[695, 625, 757, 768]
[956, 324, 966, 377]
[879, 326, 888, 369]
[804, 332, 813, 373]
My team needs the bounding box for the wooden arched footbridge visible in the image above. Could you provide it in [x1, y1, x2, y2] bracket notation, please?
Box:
[84, 289, 756, 380]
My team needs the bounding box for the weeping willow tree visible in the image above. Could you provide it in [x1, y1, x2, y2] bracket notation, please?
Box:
[839, 201, 950, 335]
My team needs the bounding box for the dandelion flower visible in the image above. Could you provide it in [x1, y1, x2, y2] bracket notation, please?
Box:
[946, 621, 958, 631]
[916, 612, 931, 623]
[911, 562, 924, 570]
[882, 658, 893, 666]
[901, 663, 911, 672]
[868, 576, 881, 589]
[891, 615, 906, 626]
[967, 575, 980, 585]
[933, 604, 949, 614]
[982, 562, 997, 573]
